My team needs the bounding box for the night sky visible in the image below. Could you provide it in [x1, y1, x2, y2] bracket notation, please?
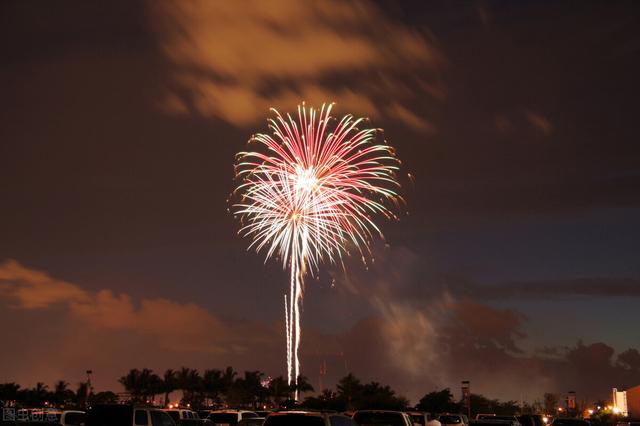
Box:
[1, 1, 640, 404]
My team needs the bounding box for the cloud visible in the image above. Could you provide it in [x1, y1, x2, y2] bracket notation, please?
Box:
[0, 259, 90, 309]
[325, 244, 640, 401]
[475, 277, 640, 300]
[150, 0, 441, 130]
[0, 259, 290, 355]
[2, 259, 639, 404]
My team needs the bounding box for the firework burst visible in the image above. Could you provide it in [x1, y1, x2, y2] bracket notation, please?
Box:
[233, 103, 402, 397]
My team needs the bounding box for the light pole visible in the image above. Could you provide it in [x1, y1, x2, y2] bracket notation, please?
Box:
[86, 370, 93, 408]
[462, 381, 471, 419]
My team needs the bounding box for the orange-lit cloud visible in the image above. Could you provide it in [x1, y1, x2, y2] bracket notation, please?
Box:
[151, 0, 441, 131]
[0, 260, 277, 355]
[3, 259, 637, 403]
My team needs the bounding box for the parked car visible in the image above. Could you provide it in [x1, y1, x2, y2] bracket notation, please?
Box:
[411, 412, 441, 426]
[472, 419, 521, 426]
[551, 419, 590, 426]
[476, 416, 520, 426]
[439, 414, 469, 426]
[476, 417, 519, 422]
[163, 409, 204, 426]
[86, 404, 176, 426]
[237, 418, 265, 426]
[407, 412, 433, 426]
[518, 415, 544, 426]
[60, 411, 86, 426]
[352, 410, 413, 426]
[199, 411, 215, 421]
[265, 411, 356, 426]
[207, 410, 259, 426]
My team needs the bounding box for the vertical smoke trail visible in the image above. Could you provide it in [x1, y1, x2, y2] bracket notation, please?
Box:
[284, 293, 291, 385]
[293, 268, 302, 401]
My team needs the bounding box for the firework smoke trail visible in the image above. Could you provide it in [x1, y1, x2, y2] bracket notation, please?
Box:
[233, 103, 402, 397]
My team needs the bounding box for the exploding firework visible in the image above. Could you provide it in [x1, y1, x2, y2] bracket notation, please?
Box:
[233, 103, 402, 397]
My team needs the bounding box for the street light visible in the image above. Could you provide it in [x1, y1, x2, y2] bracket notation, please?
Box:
[85, 370, 93, 408]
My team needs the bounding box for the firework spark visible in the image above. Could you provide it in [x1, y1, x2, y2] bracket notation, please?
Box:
[233, 103, 402, 397]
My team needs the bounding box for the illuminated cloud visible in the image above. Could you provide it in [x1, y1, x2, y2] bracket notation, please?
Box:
[2, 259, 638, 402]
[0, 259, 278, 355]
[151, 0, 441, 130]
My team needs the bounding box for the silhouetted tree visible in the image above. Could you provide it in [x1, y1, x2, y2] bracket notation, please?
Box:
[292, 375, 314, 399]
[0, 383, 21, 404]
[337, 373, 362, 410]
[202, 369, 224, 406]
[227, 371, 265, 408]
[360, 381, 408, 410]
[53, 380, 74, 407]
[417, 388, 461, 413]
[91, 391, 118, 405]
[221, 366, 237, 397]
[465, 394, 519, 417]
[268, 376, 291, 406]
[303, 389, 344, 411]
[177, 368, 202, 406]
[119, 368, 163, 403]
[163, 369, 177, 407]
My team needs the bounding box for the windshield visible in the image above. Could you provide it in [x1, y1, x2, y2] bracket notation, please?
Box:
[553, 421, 589, 426]
[353, 412, 405, 426]
[65, 412, 87, 426]
[264, 415, 325, 426]
[86, 405, 132, 426]
[410, 415, 425, 426]
[166, 411, 180, 422]
[210, 414, 240, 425]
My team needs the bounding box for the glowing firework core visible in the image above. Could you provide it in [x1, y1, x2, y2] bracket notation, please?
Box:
[233, 103, 401, 398]
[294, 166, 319, 192]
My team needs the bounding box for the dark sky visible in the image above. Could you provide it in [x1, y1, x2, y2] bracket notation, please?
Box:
[1, 0, 639, 403]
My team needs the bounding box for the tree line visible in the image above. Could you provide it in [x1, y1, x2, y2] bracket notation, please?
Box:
[0, 381, 117, 409]
[117, 367, 313, 408]
[0, 368, 571, 416]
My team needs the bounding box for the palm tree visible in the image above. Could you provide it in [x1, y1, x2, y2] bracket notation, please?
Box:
[220, 366, 237, 402]
[0, 383, 20, 402]
[268, 376, 291, 406]
[292, 375, 314, 399]
[226, 371, 264, 409]
[119, 369, 142, 402]
[337, 373, 362, 410]
[32, 382, 51, 405]
[54, 380, 72, 406]
[163, 369, 177, 406]
[202, 369, 223, 405]
[145, 371, 164, 404]
[177, 367, 202, 405]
